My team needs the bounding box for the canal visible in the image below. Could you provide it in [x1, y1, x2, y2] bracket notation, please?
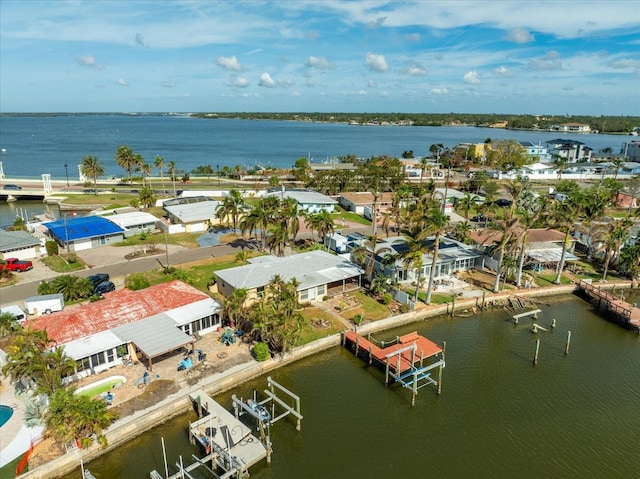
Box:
[62, 295, 640, 479]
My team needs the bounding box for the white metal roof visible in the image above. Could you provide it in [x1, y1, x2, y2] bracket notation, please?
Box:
[113, 313, 192, 358]
[263, 190, 337, 205]
[63, 330, 123, 361]
[164, 200, 220, 223]
[106, 211, 160, 229]
[165, 298, 220, 327]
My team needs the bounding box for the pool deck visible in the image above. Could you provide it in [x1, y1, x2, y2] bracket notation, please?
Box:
[0, 379, 44, 468]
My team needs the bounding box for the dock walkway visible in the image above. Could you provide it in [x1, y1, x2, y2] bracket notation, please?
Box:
[577, 280, 640, 331]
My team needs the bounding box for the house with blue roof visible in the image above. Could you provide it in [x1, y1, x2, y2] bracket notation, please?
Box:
[44, 215, 125, 252]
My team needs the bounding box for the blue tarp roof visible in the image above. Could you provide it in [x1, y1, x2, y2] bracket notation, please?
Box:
[44, 215, 124, 242]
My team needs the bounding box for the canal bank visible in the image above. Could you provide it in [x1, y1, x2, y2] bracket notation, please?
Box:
[18, 280, 636, 478]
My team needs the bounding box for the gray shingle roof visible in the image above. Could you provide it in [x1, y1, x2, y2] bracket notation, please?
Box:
[0, 230, 40, 252]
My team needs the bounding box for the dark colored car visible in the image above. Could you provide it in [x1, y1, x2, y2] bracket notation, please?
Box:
[87, 273, 110, 288]
[494, 199, 513, 207]
[471, 213, 485, 222]
[95, 281, 116, 295]
[3, 184, 22, 190]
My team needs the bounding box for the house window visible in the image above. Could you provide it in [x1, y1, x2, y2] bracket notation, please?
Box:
[317, 284, 326, 296]
[300, 289, 309, 301]
[100, 236, 106, 245]
[257, 286, 265, 298]
[90, 352, 107, 368]
[106, 348, 115, 362]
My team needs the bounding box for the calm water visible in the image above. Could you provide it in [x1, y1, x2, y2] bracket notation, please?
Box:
[61, 295, 640, 479]
[0, 115, 629, 181]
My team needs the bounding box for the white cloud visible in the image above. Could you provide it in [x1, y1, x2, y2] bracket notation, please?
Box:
[226, 75, 250, 88]
[504, 28, 534, 44]
[278, 78, 295, 88]
[528, 51, 562, 71]
[493, 65, 513, 77]
[431, 87, 449, 94]
[609, 58, 640, 69]
[358, 90, 368, 96]
[365, 53, 388, 72]
[258, 73, 277, 88]
[292, 91, 301, 97]
[368, 79, 376, 88]
[216, 56, 243, 72]
[76, 55, 99, 68]
[305, 56, 335, 70]
[367, 17, 386, 29]
[463, 70, 481, 84]
[404, 32, 420, 42]
[161, 81, 176, 88]
[404, 63, 427, 76]
[135, 33, 145, 47]
[117, 78, 129, 86]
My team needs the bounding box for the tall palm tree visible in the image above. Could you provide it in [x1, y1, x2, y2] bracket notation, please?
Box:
[168, 160, 177, 197]
[216, 189, 245, 234]
[80, 155, 104, 195]
[455, 192, 479, 222]
[50, 275, 94, 301]
[593, 217, 633, 281]
[488, 213, 519, 293]
[266, 223, 289, 257]
[115, 145, 142, 185]
[422, 205, 449, 304]
[139, 162, 152, 187]
[419, 157, 429, 183]
[155, 155, 166, 192]
[547, 198, 583, 284]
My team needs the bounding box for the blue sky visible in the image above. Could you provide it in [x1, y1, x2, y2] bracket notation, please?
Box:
[1, 0, 639, 115]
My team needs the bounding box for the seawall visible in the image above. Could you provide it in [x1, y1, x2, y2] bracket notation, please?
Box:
[18, 280, 632, 478]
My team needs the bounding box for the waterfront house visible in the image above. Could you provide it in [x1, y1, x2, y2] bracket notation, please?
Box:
[345, 234, 483, 285]
[29, 280, 222, 376]
[469, 228, 577, 272]
[547, 123, 592, 133]
[163, 196, 220, 233]
[519, 141, 551, 163]
[43, 215, 125, 252]
[214, 250, 363, 306]
[0, 230, 41, 260]
[97, 210, 161, 236]
[338, 191, 395, 216]
[545, 139, 593, 163]
[263, 188, 337, 213]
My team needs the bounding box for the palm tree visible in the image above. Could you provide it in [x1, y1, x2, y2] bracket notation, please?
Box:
[455, 192, 479, 222]
[553, 154, 569, 180]
[115, 145, 142, 185]
[266, 223, 289, 257]
[547, 198, 583, 284]
[139, 162, 152, 187]
[80, 155, 104, 195]
[168, 160, 177, 197]
[488, 213, 519, 293]
[310, 211, 335, 250]
[422, 205, 449, 304]
[619, 243, 640, 281]
[50, 275, 94, 301]
[154, 155, 166, 192]
[419, 157, 429, 183]
[138, 186, 156, 209]
[216, 189, 245, 234]
[592, 217, 633, 281]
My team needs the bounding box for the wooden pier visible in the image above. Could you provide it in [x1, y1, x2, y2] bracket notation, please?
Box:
[512, 309, 541, 324]
[577, 280, 640, 331]
[343, 330, 445, 405]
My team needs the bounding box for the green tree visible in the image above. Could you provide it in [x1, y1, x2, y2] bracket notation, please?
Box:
[168, 160, 177, 197]
[80, 155, 104, 195]
[125, 273, 150, 290]
[44, 388, 117, 448]
[50, 275, 94, 301]
[138, 186, 157, 209]
[619, 243, 640, 280]
[154, 155, 165, 192]
[115, 145, 142, 185]
[592, 218, 633, 281]
[216, 189, 245, 234]
[486, 140, 530, 171]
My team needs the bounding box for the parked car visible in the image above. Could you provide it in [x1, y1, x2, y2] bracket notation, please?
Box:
[95, 281, 116, 296]
[2, 184, 22, 190]
[494, 198, 513, 207]
[87, 273, 110, 288]
[471, 213, 486, 222]
[0, 257, 34, 272]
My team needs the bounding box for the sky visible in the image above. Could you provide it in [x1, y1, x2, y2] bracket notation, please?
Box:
[1, 0, 639, 115]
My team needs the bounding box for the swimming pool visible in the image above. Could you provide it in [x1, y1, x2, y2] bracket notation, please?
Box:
[75, 375, 126, 398]
[0, 404, 14, 428]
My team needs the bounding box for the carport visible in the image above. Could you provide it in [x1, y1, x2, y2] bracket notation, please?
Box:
[114, 313, 193, 372]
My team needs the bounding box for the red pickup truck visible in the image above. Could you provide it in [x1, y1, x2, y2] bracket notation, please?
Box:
[0, 258, 34, 272]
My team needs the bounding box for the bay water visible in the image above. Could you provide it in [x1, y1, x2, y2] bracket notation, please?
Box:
[0, 115, 629, 181]
[61, 295, 640, 479]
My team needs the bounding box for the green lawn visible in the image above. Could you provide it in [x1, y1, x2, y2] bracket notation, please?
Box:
[332, 210, 371, 226]
[40, 255, 86, 273]
[339, 291, 391, 323]
[113, 232, 202, 248]
[298, 307, 344, 344]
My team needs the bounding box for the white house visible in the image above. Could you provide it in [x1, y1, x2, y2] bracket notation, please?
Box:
[163, 196, 220, 233]
[263, 189, 337, 213]
[0, 230, 41, 260]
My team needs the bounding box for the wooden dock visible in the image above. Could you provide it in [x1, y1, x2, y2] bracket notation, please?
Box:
[343, 330, 445, 405]
[577, 280, 640, 331]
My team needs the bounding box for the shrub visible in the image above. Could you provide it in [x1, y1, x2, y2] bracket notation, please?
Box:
[322, 295, 329, 301]
[67, 253, 79, 264]
[45, 240, 59, 256]
[381, 293, 393, 305]
[399, 303, 411, 314]
[253, 342, 271, 362]
[125, 273, 150, 290]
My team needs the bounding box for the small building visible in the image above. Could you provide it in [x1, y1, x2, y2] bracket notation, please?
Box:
[547, 123, 591, 133]
[29, 280, 222, 375]
[215, 250, 363, 305]
[546, 139, 593, 163]
[0, 230, 41, 260]
[338, 192, 395, 216]
[43, 215, 125, 252]
[263, 189, 337, 213]
[99, 210, 160, 236]
[163, 196, 220, 233]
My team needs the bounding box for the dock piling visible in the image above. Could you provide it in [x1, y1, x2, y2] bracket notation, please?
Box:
[565, 331, 571, 355]
[533, 338, 540, 365]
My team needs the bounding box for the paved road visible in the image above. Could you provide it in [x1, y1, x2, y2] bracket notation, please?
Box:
[0, 226, 370, 307]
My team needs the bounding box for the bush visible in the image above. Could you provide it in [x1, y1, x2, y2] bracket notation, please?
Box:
[67, 253, 79, 264]
[322, 295, 329, 301]
[253, 342, 271, 362]
[381, 293, 393, 305]
[399, 303, 411, 314]
[45, 240, 59, 256]
[125, 273, 150, 290]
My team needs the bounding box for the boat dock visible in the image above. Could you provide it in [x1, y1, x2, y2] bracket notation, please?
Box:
[577, 280, 640, 331]
[343, 330, 445, 405]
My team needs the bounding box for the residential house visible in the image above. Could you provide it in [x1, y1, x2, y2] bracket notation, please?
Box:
[29, 280, 221, 376]
[624, 140, 640, 162]
[0, 230, 41, 260]
[519, 141, 551, 163]
[43, 215, 125, 252]
[469, 228, 577, 273]
[338, 192, 395, 216]
[163, 196, 220, 233]
[263, 188, 337, 213]
[215, 250, 363, 306]
[546, 139, 593, 163]
[547, 123, 591, 133]
[98, 210, 160, 236]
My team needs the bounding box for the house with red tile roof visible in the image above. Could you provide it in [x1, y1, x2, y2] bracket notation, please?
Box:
[29, 280, 221, 375]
